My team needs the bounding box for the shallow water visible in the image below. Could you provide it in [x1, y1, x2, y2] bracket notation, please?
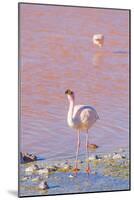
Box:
[20, 172, 129, 196]
[19, 151, 129, 196]
[20, 4, 129, 160]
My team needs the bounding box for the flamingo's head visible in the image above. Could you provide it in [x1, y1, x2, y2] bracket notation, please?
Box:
[65, 89, 75, 102]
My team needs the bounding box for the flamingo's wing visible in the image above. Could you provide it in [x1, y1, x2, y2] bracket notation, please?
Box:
[73, 105, 99, 124]
[80, 109, 91, 124]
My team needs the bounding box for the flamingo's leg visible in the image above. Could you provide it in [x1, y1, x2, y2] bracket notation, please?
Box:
[74, 130, 80, 175]
[86, 130, 91, 174]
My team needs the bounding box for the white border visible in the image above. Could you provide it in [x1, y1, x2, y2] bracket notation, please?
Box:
[0, 0, 133, 199]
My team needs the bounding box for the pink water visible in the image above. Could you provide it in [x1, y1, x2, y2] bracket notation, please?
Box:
[20, 4, 129, 160]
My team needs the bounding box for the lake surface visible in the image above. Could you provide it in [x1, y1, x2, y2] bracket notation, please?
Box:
[20, 4, 129, 160]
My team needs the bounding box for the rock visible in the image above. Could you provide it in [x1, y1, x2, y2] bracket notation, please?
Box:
[112, 153, 122, 160]
[57, 164, 73, 172]
[68, 174, 74, 178]
[92, 171, 97, 175]
[88, 155, 99, 161]
[37, 174, 48, 180]
[47, 165, 59, 172]
[37, 168, 49, 175]
[103, 154, 112, 159]
[95, 155, 101, 159]
[38, 181, 49, 190]
[20, 152, 45, 163]
[88, 144, 99, 150]
[25, 165, 38, 173]
[122, 155, 126, 159]
[31, 177, 39, 182]
[63, 164, 70, 170]
[21, 176, 29, 181]
[34, 164, 40, 170]
[36, 165, 57, 176]
[87, 156, 95, 161]
[20, 152, 37, 163]
[64, 160, 70, 165]
[77, 160, 83, 164]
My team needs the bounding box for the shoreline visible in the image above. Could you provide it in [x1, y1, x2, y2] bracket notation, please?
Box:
[19, 148, 129, 197]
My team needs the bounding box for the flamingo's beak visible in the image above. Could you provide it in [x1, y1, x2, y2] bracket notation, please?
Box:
[65, 90, 69, 94]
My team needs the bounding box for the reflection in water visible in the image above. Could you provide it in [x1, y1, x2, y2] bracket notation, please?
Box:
[20, 5, 129, 160]
[92, 51, 105, 67]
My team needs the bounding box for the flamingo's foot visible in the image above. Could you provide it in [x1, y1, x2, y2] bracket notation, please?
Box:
[73, 167, 79, 176]
[86, 166, 91, 174]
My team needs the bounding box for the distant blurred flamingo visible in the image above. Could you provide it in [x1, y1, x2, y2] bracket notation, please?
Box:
[93, 34, 104, 47]
[65, 89, 99, 175]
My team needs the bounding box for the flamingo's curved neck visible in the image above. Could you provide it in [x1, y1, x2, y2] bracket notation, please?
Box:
[67, 99, 74, 126]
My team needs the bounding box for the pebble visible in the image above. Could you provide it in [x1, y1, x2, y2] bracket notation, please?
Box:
[68, 174, 74, 178]
[88, 144, 98, 150]
[92, 171, 97, 175]
[63, 164, 70, 170]
[20, 152, 37, 163]
[78, 160, 83, 164]
[31, 177, 39, 182]
[25, 165, 38, 173]
[122, 155, 126, 159]
[103, 154, 112, 159]
[38, 181, 49, 190]
[21, 176, 29, 181]
[88, 155, 100, 161]
[112, 153, 122, 160]
[37, 168, 49, 175]
[48, 165, 58, 172]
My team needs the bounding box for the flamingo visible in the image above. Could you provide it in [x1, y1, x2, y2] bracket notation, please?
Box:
[92, 34, 104, 47]
[65, 89, 99, 175]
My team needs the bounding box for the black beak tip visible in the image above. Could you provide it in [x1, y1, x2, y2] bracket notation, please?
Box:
[65, 89, 70, 94]
[65, 89, 74, 95]
[65, 90, 68, 94]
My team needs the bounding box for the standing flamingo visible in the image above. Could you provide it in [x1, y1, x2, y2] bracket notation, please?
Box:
[92, 34, 104, 47]
[65, 89, 99, 175]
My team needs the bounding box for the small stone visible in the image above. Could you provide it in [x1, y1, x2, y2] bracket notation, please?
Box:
[88, 155, 96, 160]
[40, 173, 49, 179]
[112, 153, 122, 160]
[122, 155, 126, 159]
[95, 155, 101, 159]
[63, 164, 70, 170]
[78, 160, 83, 164]
[88, 155, 98, 161]
[47, 165, 58, 172]
[68, 174, 74, 178]
[88, 144, 98, 150]
[20, 152, 37, 163]
[34, 164, 40, 170]
[31, 177, 39, 182]
[92, 171, 97, 175]
[21, 176, 29, 181]
[37, 168, 49, 175]
[25, 165, 37, 173]
[38, 181, 49, 190]
[103, 154, 112, 159]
